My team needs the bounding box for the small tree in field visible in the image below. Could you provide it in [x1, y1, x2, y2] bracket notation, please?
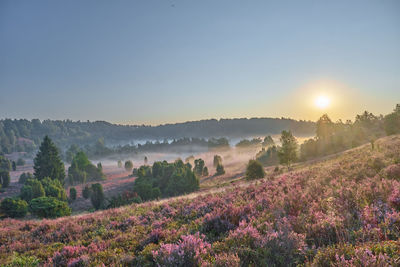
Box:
[125, 160, 133, 172]
[203, 166, 209, 176]
[90, 183, 104, 210]
[278, 130, 298, 170]
[194, 159, 206, 177]
[216, 163, 225, 176]
[0, 170, 10, 188]
[117, 160, 122, 168]
[213, 155, 222, 168]
[17, 158, 25, 166]
[246, 160, 265, 180]
[82, 185, 91, 199]
[69, 187, 77, 201]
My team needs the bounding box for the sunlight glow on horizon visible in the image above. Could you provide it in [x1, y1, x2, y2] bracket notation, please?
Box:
[315, 95, 331, 109]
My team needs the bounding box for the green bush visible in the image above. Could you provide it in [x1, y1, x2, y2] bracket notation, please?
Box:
[41, 177, 67, 201]
[246, 160, 265, 180]
[16, 158, 25, 166]
[82, 185, 91, 199]
[20, 179, 45, 202]
[90, 183, 105, 210]
[7, 252, 40, 267]
[18, 172, 33, 184]
[0, 170, 10, 188]
[216, 163, 225, 176]
[68, 151, 105, 184]
[0, 198, 28, 218]
[125, 160, 134, 172]
[69, 187, 77, 201]
[29, 197, 71, 218]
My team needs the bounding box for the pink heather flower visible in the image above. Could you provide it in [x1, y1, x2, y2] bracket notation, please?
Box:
[152, 233, 211, 266]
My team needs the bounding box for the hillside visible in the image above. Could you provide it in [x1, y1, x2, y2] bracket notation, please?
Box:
[0, 118, 315, 154]
[0, 135, 399, 266]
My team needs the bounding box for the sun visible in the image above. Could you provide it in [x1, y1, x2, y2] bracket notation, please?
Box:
[315, 95, 330, 109]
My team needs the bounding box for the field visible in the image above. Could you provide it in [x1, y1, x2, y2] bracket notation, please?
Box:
[0, 135, 399, 266]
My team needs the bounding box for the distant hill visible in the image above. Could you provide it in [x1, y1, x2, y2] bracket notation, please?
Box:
[0, 117, 315, 153]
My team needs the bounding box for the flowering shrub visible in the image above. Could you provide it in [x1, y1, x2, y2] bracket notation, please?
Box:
[385, 164, 400, 180]
[389, 187, 400, 210]
[152, 233, 211, 266]
[0, 135, 399, 266]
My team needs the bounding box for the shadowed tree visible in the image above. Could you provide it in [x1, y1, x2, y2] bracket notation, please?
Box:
[216, 163, 225, 176]
[125, 160, 133, 172]
[34, 136, 65, 184]
[245, 160, 265, 180]
[213, 155, 222, 168]
[0, 170, 10, 188]
[90, 183, 105, 210]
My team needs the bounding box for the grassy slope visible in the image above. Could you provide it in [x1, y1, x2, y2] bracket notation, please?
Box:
[0, 135, 399, 266]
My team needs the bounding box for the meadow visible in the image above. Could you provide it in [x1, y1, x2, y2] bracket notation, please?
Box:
[0, 135, 399, 266]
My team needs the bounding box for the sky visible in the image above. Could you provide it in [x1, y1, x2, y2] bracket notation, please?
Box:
[0, 0, 399, 125]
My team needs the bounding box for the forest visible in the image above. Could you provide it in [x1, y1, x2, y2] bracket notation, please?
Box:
[0, 117, 315, 154]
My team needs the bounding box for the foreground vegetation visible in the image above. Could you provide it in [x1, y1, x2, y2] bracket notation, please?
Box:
[0, 135, 399, 266]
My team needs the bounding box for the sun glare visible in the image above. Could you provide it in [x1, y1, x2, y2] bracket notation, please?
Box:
[315, 95, 330, 109]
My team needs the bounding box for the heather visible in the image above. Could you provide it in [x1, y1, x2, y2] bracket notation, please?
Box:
[0, 135, 400, 266]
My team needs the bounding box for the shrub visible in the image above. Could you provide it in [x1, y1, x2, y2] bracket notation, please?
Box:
[389, 188, 400, 210]
[203, 166, 209, 176]
[69, 187, 77, 201]
[68, 151, 105, 184]
[216, 163, 225, 176]
[213, 155, 223, 168]
[385, 164, 400, 180]
[82, 185, 91, 199]
[7, 252, 40, 267]
[0, 170, 10, 188]
[152, 233, 211, 266]
[18, 172, 33, 184]
[194, 159, 206, 177]
[106, 191, 142, 209]
[245, 160, 265, 180]
[20, 179, 45, 202]
[225, 221, 306, 266]
[370, 157, 385, 172]
[90, 183, 105, 210]
[29, 197, 71, 218]
[125, 160, 133, 172]
[41, 177, 67, 201]
[0, 198, 28, 218]
[16, 158, 25, 166]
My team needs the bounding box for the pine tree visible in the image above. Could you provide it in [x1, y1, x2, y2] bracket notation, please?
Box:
[90, 183, 105, 209]
[34, 136, 65, 183]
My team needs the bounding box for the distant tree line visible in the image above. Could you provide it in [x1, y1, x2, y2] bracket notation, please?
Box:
[72, 137, 230, 159]
[0, 117, 315, 155]
[256, 105, 400, 166]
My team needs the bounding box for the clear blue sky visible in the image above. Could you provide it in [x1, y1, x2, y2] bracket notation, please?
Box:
[1, 0, 399, 125]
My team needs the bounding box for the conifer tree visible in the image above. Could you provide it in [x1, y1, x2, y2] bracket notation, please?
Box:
[34, 136, 65, 183]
